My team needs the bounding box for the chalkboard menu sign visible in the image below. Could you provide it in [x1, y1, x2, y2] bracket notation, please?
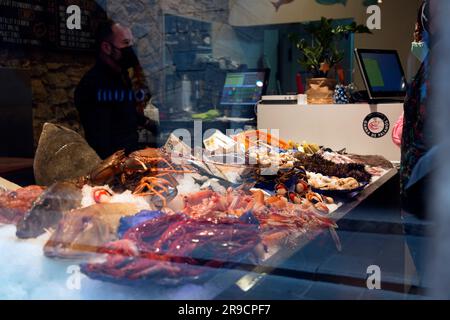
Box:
[0, 0, 48, 46]
[0, 0, 107, 51]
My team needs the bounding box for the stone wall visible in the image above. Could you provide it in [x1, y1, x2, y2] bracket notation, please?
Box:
[107, 0, 229, 106]
[0, 48, 94, 147]
[0, 0, 229, 150]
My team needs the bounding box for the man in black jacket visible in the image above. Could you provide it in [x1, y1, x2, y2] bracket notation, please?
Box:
[75, 20, 158, 159]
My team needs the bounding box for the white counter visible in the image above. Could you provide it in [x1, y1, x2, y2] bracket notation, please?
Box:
[257, 103, 403, 161]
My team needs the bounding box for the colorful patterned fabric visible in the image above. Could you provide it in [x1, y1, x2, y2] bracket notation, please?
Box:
[400, 56, 431, 196]
[392, 113, 404, 148]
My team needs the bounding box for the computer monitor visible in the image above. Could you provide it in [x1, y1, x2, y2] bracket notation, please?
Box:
[220, 69, 270, 107]
[355, 49, 407, 101]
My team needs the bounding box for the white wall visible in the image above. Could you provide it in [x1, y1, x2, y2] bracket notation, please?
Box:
[229, 0, 422, 86]
[229, 0, 370, 26]
[212, 23, 263, 68]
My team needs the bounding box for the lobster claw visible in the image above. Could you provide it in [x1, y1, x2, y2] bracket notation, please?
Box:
[123, 157, 148, 172]
[89, 150, 126, 185]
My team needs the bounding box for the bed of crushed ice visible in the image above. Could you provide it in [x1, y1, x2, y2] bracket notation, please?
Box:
[0, 224, 232, 300]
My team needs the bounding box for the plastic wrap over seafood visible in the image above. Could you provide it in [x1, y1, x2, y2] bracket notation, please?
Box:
[81, 213, 262, 285]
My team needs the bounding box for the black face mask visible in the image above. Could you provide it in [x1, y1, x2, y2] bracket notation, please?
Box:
[110, 43, 139, 69]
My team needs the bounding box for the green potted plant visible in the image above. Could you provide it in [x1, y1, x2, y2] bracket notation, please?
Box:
[289, 17, 371, 104]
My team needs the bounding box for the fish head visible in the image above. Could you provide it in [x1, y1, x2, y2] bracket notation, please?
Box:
[16, 196, 63, 239]
[44, 209, 111, 259]
[43, 203, 138, 259]
[15, 182, 81, 239]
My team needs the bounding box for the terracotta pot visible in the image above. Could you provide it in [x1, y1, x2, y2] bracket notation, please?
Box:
[306, 78, 337, 104]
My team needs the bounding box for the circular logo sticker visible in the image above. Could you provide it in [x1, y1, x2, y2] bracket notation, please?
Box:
[363, 112, 390, 138]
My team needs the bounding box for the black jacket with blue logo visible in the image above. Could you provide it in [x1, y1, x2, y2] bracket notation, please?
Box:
[75, 60, 151, 159]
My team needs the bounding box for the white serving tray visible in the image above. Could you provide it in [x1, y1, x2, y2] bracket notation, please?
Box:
[0, 177, 21, 191]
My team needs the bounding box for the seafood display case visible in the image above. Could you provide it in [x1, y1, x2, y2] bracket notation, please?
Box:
[0, 127, 405, 300]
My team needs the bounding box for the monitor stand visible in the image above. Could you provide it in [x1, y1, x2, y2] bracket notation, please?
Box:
[223, 105, 256, 119]
[353, 91, 405, 104]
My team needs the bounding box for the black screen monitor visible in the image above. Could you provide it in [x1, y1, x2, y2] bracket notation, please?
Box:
[355, 49, 407, 101]
[0, 68, 33, 157]
[220, 69, 270, 107]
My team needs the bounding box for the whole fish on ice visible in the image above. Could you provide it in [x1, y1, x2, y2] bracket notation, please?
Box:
[16, 182, 82, 239]
[44, 203, 140, 259]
